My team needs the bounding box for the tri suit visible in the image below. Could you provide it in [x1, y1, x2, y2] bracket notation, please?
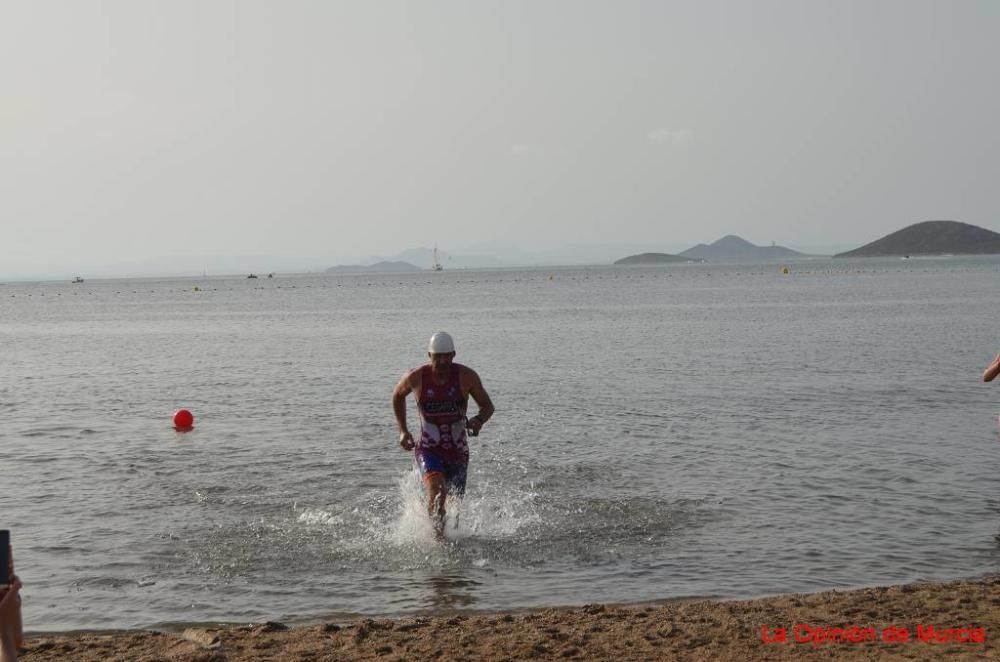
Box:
[415, 363, 469, 495]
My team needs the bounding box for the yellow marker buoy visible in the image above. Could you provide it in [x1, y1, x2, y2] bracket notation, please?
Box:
[781, 266, 789, 274]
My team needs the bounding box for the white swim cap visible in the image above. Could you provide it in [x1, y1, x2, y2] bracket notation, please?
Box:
[428, 331, 455, 354]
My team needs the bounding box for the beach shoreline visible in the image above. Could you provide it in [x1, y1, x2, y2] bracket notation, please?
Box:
[18, 575, 1000, 660]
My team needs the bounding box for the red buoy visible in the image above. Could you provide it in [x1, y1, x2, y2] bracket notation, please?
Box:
[173, 409, 194, 431]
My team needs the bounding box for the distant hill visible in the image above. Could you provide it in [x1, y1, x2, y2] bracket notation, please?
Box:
[325, 261, 422, 274]
[614, 252, 692, 265]
[363, 247, 508, 270]
[679, 235, 807, 262]
[834, 220, 1000, 257]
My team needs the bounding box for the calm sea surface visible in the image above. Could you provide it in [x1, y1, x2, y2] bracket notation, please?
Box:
[3, 257, 1000, 631]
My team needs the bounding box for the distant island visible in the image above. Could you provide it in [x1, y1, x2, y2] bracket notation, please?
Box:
[614, 252, 692, 265]
[678, 235, 807, 262]
[614, 236, 806, 265]
[834, 220, 1000, 257]
[325, 261, 422, 274]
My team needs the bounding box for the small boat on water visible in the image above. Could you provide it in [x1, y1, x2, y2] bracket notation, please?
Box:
[71, 277, 84, 283]
[431, 245, 443, 271]
[247, 273, 258, 279]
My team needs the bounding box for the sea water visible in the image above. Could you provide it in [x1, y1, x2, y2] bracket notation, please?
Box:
[2, 257, 1000, 631]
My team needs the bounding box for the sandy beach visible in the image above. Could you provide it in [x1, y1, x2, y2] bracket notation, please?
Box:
[17, 575, 999, 661]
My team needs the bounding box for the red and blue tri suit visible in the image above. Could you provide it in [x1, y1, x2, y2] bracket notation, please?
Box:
[415, 363, 469, 495]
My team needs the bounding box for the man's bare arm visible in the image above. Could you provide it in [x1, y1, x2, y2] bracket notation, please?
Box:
[393, 370, 419, 449]
[984, 353, 1000, 382]
[465, 369, 494, 426]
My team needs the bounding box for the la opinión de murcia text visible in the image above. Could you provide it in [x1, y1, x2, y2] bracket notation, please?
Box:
[761, 623, 985, 647]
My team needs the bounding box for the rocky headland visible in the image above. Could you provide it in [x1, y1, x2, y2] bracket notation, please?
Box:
[835, 220, 1000, 257]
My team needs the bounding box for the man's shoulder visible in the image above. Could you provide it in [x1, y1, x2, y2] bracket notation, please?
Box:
[456, 363, 481, 381]
[402, 365, 425, 384]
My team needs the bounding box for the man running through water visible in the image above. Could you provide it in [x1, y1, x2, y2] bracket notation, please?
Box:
[392, 332, 494, 538]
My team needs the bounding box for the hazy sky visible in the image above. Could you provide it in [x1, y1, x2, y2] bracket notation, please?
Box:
[2, 1, 998, 276]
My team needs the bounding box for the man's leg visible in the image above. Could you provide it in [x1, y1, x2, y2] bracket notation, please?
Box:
[416, 450, 449, 539]
[446, 460, 469, 533]
[425, 473, 447, 539]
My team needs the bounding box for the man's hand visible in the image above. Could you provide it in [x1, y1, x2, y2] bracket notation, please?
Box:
[467, 415, 483, 437]
[399, 430, 415, 451]
[0, 575, 21, 613]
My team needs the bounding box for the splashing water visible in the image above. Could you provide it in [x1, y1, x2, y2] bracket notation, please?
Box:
[296, 450, 543, 573]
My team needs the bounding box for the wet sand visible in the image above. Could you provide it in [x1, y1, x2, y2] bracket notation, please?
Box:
[19, 576, 1000, 660]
